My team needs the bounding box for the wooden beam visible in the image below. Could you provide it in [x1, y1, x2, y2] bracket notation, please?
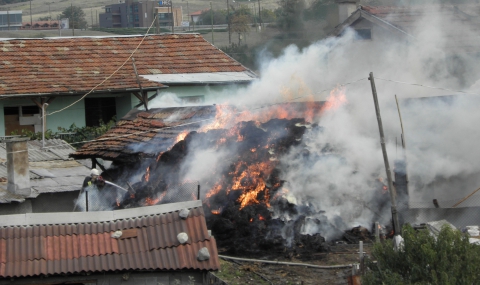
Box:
[132, 91, 143, 102]
[131, 57, 148, 111]
[92, 157, 107, 172]
[31, 98, 43, 109]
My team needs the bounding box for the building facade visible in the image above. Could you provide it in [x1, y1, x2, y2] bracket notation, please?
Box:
[0, 10, 22, 31]
[99, 0, 182, 28]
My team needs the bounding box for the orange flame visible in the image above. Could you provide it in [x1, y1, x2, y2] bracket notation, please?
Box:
[249, 218, 253, 223]
[321, 86, 347, 112]
[145, 191, 166, 206]
[258, 214, 265, 221]
[144, 166, 150, 182]
[229, 161, 275, 209]
[175, 130, 189, 143]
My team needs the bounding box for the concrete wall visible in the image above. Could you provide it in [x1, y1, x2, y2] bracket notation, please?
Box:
[0, 191, 80, 215]
[0, 93, 138, 136]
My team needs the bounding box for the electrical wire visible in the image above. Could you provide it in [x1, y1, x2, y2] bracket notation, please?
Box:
[4, 77, 368, 154]
[375, 77, 480, 96]
[46, 15, 158, 118]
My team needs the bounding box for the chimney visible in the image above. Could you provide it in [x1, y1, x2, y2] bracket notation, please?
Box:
[336, 0, 358, 24]
[6, 138, 31, 196]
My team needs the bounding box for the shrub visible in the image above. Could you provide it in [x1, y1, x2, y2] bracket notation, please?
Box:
[363, 224, 480, 285]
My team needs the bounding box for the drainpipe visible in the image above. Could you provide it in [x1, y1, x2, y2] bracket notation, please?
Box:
[42, 103, 49, 149]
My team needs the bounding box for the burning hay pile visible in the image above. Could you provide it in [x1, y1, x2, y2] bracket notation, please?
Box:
[102, 89, 382, 257]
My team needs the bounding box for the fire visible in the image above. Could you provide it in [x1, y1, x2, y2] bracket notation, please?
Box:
[250, 148, 256, 153]
[258, 214, 265, 221]
[175, 130, 189, 142]
[145, 191, 167, 206]
[230, 161, 275, 209]
[321, 86, 347, 112]
[144, 166, 150, 182]
[211, 209, 222, 215]
[249, 218, 253, 222]
[116, 198, 120, 207]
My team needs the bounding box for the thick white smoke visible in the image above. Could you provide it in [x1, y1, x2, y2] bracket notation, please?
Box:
[175, 5, 480, 237]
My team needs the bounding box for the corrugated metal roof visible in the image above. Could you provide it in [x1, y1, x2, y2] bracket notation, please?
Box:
[0, 34, 255, 97]
[141, 71, 256, 84]
[0, 200, 219, 277]
[0, 139, 76, 162]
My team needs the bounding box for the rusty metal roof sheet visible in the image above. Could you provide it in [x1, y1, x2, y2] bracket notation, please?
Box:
[0, 200, 219, 277]
[0, 34, 253, 97]
[71, 105, 217, 162]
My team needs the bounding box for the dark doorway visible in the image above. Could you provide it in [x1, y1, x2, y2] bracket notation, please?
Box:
[85, 97, 116, 127]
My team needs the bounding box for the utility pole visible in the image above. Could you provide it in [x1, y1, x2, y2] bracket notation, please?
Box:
[257, 0, 262, 30]
[253, 3, 257, 32]
[369, 72, 401, 236]
[71, 3, 74, 36]
[30, 0, 32, 27]
[210, 1, 214, 44]
[155, 8, 159, 34]
[91, 8, 93, 28]
[48, 3, 51, 20]
[187, 1, 190, 31]
[171, 0, 174, 34]
[227, 0, 231, 44]
[7, 8, 10, 31]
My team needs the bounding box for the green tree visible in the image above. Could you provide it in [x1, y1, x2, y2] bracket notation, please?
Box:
[276, 0, 306, 32]
[198, 9, 228, 25]
[59, 5, 88, 29]
[363, 224, 480, 285]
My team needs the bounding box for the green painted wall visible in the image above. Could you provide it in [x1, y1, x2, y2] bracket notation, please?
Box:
[47, 96, 86, 131]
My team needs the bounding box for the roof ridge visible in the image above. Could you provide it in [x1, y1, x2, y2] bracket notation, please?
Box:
[0, 200, 202, 227]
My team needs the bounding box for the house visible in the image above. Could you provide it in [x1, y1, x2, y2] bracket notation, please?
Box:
[190, 9, 208, 24]
[21, 20, 59, 30]
[330, 0, 480, 87]
[0, 11, 22, 31]
[0, 200, 221, 285]
[0, 34, 257, 137]
[156, 6, 184, 27]
[0, 138, 94, 215]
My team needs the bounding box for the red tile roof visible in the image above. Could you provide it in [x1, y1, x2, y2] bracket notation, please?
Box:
[0, 34, 250, 97]
[0, 201, 219, 277]
[71, 105, 217, 162]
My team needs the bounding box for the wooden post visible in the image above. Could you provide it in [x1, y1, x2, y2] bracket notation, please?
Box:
[369, 72, 401, 236]
[171, 0, 174, 34]
[210, 2, 214, 44]
[131, 58, 148, 111]
[226, 0, 231, 44]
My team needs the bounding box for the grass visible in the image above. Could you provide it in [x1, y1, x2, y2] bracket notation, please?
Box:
[216, 259, 270, 285]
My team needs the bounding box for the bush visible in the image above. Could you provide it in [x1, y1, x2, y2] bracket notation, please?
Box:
[363, 224, 480, 285]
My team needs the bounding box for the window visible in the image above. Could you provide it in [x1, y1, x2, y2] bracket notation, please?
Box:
[85, 98, 116, 127]
[134, 4, 139, 12]
[355, 29, 372, 40]
[106, 7, 111, 13]
[134, 14, 139, 22]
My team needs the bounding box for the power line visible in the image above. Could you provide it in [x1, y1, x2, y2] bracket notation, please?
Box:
[31, 77, 367, 152]
[46, 15, 158, 118]
[375, 77, 480, 96]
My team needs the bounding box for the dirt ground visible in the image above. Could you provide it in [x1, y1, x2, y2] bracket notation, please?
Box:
[215, 243, 372, 285]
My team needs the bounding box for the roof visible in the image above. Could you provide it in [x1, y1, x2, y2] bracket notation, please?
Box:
[70, 105, 217, 162]
[331, 5, 480, 53]
[0, 200, 220, 278]
[0, 34, 255, 98]
[190, 9, 208, 16]
[71, 102, 325, 162]
[0, 139, 91, 203]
